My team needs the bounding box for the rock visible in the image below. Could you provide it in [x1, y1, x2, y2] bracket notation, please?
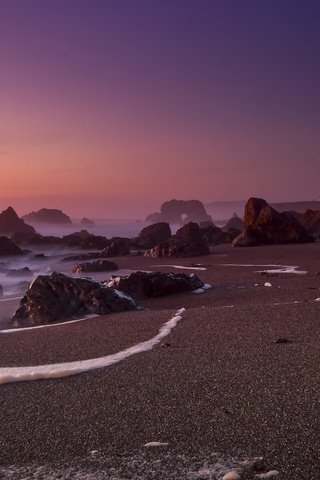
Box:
[72, 260, 118, 273]
[81, 217, 95, 226]
[108, 271, 204, 300]
[0, 236, 25, 256]
[222, 471, 241, 480]
[136, 222, 171, 248]
[222, 213, 244, 232]
[255, 471, 279, 479]
[144, 441, 169, 447]
[176, 222, 203, 243]
[146, 199, 213, 225]
[6, 267, 33, 277]
[289, 208, 320, 240]
[102, 239, 130, 257]
[10, 272, 138, 327]
[145, 239, 209, 258]
[62, 230, 92, 246]
[275, 337, 290, 344]
[0, 207, 35, 236]
[232, 197, 313, 246]
[23, 208, 72, 224]
[0, 284, 3, 296]
[200, 224, 228, 244]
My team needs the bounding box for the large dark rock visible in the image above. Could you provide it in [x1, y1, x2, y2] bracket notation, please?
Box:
[0, 236, 24, 256]
[176, 222, 202, 243]
[137, 222, 171, 249]
[108, 271, 204, 300]
[222, 213, 244, 232]
[145, 239, 209, 258]
[233, 198, 313, 247]
[146, 199, 213, 225]
[10, 272, 138, 327]
[72, 260, 118, 273]
[289, 209, 320, 240]
[0, 207, 35, 236]
[102, 239, 130, 257]
[23, 208, 72, 225]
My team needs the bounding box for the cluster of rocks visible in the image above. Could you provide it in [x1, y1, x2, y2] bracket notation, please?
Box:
[11, 271, 206, 327]
[72, 260, 118, 273]
[23, 208, 72, 225]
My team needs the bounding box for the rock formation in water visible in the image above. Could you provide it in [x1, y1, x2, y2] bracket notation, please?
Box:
[0, 207, 35, 236]
[288, 209, 320, 240]
[11, 272, 138, 327]
[23, 208, 72, 224]
[108, 271, 204, 300]
[146, 199, 213, 225]
[136, 222, 171, 249]
[232, 198, 313, 247]
[222, 213, 244, 232]
[145, 239, 209, 258]
[81, 217, 95, 226]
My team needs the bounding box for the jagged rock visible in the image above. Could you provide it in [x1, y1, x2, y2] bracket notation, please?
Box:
[289, 209, 320, 240]
[136, 222, 171, 249]
[176, 222, 203, 243]
[11, 272, 138, 327]
[6, 267, 33, 277]
[200, 224, 226, 244]
[108, 271, 204, 300]
[146, 199, 213, 225]
[145, 239, 209, 258]
[72, 260, 118, 273]
[23, 208, 72, 224]
[62, 230, 109, 249]
[222, 213, 244, 232]
[0, 236, 25, 256]
[233, 198, 313, 247]
[81, 217, 95, 226]
[0, 207, 35, 236]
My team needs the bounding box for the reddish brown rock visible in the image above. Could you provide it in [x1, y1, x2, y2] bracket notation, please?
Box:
[176, 222, 202, 243]
[233, 198, 313, 247]
[145, 239, 209, 258]
[137, 222, 171, 249]
[108, 271, 204, 300]
[0, 207, 35, 236]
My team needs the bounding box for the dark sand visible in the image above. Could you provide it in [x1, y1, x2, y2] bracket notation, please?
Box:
[1, 243, 320, 478]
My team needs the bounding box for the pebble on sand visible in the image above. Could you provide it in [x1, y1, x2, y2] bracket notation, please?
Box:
[143, 441, 169, 447]
[222, 470, 241, 480]
[255, 470, 279, 479]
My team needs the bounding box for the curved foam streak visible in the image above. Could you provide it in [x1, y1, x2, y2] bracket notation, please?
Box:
[0, 308, 185, 385]
[0, 314, 97, 334]
[150, 265, 207, 271]
[219, 264, 307, 274]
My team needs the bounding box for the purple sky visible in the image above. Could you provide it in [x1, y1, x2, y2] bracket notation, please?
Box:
[0, 0, 319, 217]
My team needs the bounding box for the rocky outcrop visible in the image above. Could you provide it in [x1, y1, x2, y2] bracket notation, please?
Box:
[81, 217, 95, 226]
[176, 222, 203, 243]
[233, 198, 313, 247]
[0, 236, 25, 256]
[145, 239, 209, 258]
[108, 271, 204, 300]
[11, 232, 63, 246]
[11, 272, 138, 327]
[72, 260, 119, 273]
[222, 214, 244, 232]
[23, 208, 72, 224]
[102, 239, 130, 257]
[146, 199, 213, 225]
[289, 209, 320, 240]
[0, 207, 35, 236]
[136, 222, 171, 249]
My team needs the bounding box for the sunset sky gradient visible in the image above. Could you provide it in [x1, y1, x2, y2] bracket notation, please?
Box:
[1, 0, 320, 217]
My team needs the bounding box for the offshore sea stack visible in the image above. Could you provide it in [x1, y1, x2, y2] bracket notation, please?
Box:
[233, 197, 313, 246]
[11, 272, 138, 327]
[136, 222, 171, 248]
[23, 208, 72, 224]
[0, 207, 35, 236]
[146, 199, 213, 225]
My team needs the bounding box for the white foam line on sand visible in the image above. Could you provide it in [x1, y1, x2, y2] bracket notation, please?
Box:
[0, 296, 22, 303]
[0, 308, 185, 385]
[219, 264, 307, 274]
[0, 314, 98, 334]
[150, 264, 207, 271]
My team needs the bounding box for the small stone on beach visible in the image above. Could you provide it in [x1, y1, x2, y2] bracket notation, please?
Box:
[222, 470, 241, 480]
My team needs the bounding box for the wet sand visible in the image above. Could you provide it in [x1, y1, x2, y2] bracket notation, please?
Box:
[1, 243, 320, 478]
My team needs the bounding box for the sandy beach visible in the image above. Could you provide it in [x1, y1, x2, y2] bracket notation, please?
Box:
[1, 243, 320, 479]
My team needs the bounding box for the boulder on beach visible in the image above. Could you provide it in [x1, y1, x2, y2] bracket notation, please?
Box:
[0, 207, 35, 236]
[145, 239, 209, 258]
[232, 197, 313, 246]
[222, 213, 244, 232]
[102, 239, 131, 257]
[108, 271, 205, 300]
[289, 209, 320, 240]
[11, 272, 138, 327]
[23, 208, 72, 225]
[146, 199, 213, 225]
[176, 222, 203, 243]
[0, 236, 25, 256]
[72, 260, 119, 273]
[136, 222, 171, 249]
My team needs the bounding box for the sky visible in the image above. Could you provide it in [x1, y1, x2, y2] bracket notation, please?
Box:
[0, 0, 320, 218]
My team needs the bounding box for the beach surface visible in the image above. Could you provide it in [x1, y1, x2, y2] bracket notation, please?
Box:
[1, 243, 320, 479]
